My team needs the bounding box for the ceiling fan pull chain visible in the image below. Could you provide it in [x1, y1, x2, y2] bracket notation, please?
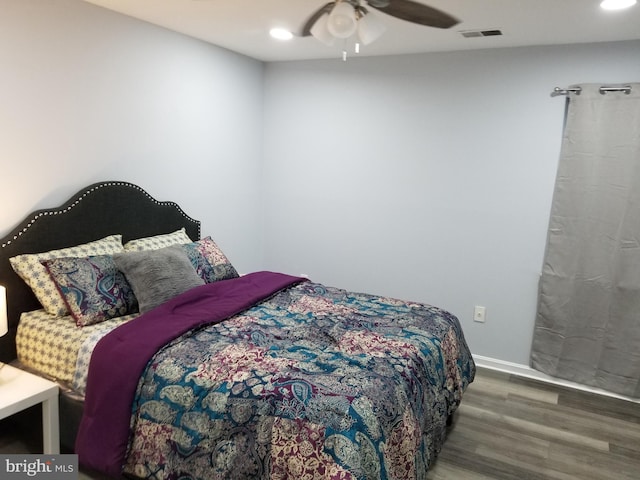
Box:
[341, 37, 349, 61]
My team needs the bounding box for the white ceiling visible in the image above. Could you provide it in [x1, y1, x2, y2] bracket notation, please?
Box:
[81, 0, 640, 62]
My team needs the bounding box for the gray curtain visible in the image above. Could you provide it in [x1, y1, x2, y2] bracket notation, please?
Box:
[531, 83, 640, 398]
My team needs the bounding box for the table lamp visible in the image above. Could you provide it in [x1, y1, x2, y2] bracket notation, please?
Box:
[0, 286, 7, 369]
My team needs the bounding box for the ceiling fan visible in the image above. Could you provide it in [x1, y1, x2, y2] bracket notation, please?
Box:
[301, 0, 460, 47]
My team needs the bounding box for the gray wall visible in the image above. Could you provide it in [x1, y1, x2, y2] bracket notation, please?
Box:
[2, 0, 640, 367]
[0, 0, 265, 273]
[262, 41, 640, 365]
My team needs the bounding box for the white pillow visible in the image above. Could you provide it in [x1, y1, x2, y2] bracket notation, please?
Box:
[123, 228, 192, 252]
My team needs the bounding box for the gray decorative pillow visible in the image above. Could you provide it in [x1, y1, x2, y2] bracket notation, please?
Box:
[113, 244, 204, 313]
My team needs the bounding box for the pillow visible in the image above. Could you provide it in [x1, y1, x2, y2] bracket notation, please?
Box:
[123, 228, 192, 252]
[181, 243, 217, 284]
[189, 237, 239, 283]
[114, 244, 204, 313]
[9, 234, 124, 316]
[42, 255, 138, 327]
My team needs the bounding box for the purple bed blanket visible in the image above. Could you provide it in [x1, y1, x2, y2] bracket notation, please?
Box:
[75, 271, 304, 476]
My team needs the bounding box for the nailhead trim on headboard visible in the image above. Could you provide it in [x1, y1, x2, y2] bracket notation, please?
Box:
[1, 181, 201, 248]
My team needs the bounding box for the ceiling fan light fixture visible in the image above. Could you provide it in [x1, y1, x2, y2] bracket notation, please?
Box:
[310, 13, 336, 46]
[302, 0, 461, 54]
[357, 11, 387, 45]
[327, 2, 358, 38]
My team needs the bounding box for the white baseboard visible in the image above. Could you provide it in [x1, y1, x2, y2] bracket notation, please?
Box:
[473, 354, 640, 404]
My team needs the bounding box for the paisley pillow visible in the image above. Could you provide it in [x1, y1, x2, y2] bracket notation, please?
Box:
[181, 243, 217, 283]
[42, 255, 138, 327]
[10, 234, 124, 316]
[188, 237, 239, 283]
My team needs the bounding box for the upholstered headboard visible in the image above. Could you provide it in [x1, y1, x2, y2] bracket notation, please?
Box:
[0, 181, 200, 362]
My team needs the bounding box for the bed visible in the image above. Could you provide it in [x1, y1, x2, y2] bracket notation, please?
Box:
[0, 181, 475, 479]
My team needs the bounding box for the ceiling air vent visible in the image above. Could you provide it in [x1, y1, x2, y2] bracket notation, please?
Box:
[460, 29, 503, 38]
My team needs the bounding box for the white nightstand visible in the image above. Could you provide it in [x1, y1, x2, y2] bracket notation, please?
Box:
[0, 363, 60, 454]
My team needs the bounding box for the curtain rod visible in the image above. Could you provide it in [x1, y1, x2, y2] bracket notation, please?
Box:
[551, 85, 632, 97]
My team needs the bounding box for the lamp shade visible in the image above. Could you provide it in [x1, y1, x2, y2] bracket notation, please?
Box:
[327, 2, 358, 38]
[0, 286, 7, 337]
[357, 11, 387, 45]
[310, 12, 336, 45]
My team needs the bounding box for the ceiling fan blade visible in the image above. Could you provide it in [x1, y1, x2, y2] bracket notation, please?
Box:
[301, 2, 335, 36]
[368, 0, 459, 29]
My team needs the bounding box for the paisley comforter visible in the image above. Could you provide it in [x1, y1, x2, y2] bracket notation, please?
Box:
[77, 271, 475, 479]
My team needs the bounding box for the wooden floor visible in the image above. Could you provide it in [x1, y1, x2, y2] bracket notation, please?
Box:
[1, 367, 639, 479]
[426, 368, 640, 480]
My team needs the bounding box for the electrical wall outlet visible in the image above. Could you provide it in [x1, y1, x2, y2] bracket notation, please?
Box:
[473, 306, 486, 323]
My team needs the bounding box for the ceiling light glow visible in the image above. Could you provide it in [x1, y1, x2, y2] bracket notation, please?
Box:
[600, 0, 637, 10]
[270, 28, 293, 40]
